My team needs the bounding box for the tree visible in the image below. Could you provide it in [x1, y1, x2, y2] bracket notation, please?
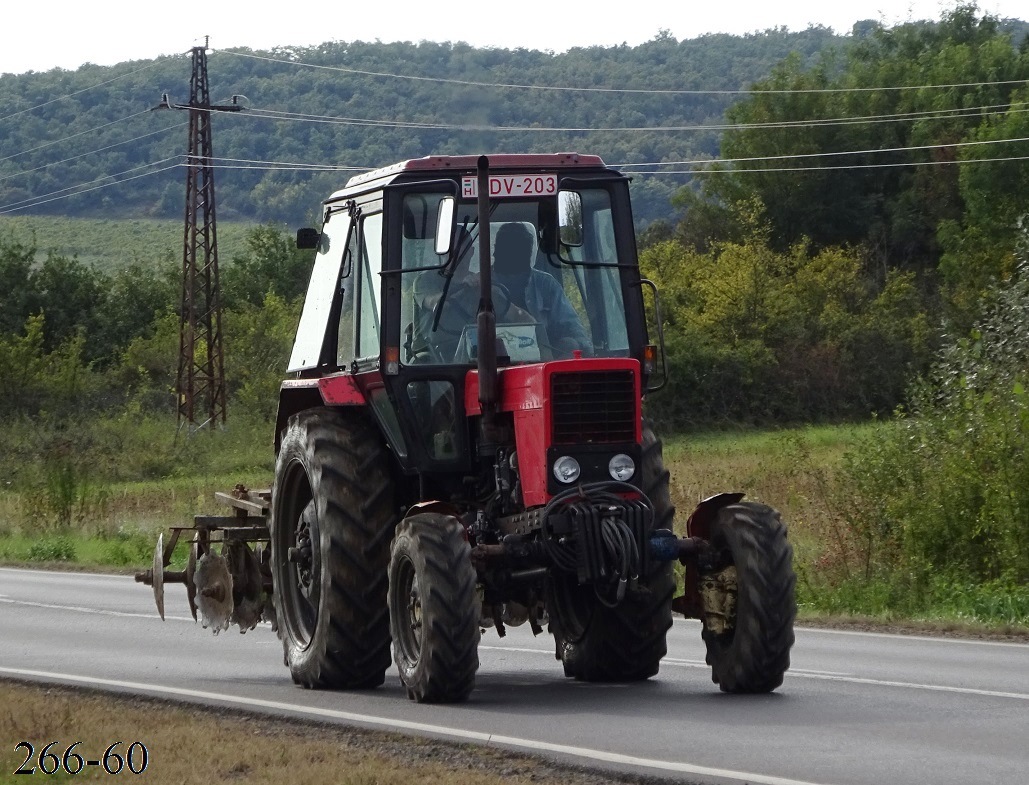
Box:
[685, 5, 1029, 282]
[0, 231, 36, 335]
[92, 259, 178, 365]
[640, 225, 929, 427]
[224, 293, 302, 419]
[29, 252, 109, 356]
[842, 239, 1029, 588]
[221, 224, 315, 307]
[0, 314, 98, 420]
[938, 84, 1029, 322]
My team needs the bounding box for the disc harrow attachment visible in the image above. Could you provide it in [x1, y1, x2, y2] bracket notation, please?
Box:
[134, 486, 274, 633]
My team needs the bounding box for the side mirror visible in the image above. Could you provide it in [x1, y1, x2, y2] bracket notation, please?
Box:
[435, 196, 456, 256]
[558, 191, 583, 248]
[296, 227, 320, 250]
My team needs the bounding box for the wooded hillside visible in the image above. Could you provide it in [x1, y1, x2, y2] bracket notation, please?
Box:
[0, 27, 845, 227]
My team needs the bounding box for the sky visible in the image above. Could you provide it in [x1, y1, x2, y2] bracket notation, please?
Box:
[1, 0, 1025, 75]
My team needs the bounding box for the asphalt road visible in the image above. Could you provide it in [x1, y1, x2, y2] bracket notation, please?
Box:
[1, 566, 1027, 785]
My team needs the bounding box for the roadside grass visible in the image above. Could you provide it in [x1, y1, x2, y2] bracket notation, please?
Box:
[0, 413, 273, 571]
[0, 471, 273, 571]
[659, 422, 1029, 632]
[0, 682, 624, 785]
[660, 422, 869, 585]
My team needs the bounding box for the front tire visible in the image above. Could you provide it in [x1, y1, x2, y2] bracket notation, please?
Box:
[388, 513, 480, 703]
[270, 409, 396, 689]
[702, 503, 796, 693]
[547, 424, 675, 681]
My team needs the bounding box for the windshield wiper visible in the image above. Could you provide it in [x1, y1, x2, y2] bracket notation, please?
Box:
[431, 214, 479, 332]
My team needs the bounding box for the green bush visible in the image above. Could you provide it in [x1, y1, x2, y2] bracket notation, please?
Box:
[834, 246, 1029, 608]
[641, 235, 930, 429]
[26, 536, 76, 562]
[100, 527, 155, 566]
[224, 293, 302, 421]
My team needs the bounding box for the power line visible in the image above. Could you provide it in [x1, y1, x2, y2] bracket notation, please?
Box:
[619, 135, 1029, 168]
[209, 155, 363, 171]
[5, 145, 1029, 216]
[0, 63, 161, 124]
[0, 123, 187, 183]
[0, 157, 181, 214]
[718, 103, 1029, 131]
[230, 100, 1028, 135]
[206, 162, 362, 173]
[210, 133, 1029, 173]
[626, 154, 1029, 175]
[200, 152, 1029, 176]
[189, 151, 1029, 177]
[2, 96, 1022, 184]
[0, 110, 156, 164]
[219, 49, 1029, 96]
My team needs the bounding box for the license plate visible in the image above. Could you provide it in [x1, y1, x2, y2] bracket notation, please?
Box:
[461, 173, 558, 199]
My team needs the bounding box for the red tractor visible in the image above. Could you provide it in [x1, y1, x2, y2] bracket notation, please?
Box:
[138, 153, 795, 703]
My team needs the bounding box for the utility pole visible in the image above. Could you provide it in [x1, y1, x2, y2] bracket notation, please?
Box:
[155, 37, 243, 433]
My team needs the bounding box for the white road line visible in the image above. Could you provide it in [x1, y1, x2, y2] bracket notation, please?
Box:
[0, 566, 131, 580]
[4, 568, 1026, 650]
[795, 672, 1029, 700]
[480, 645, 1028, 699]
[0, 597, 193, 623]
[795, 625, 1029, 649]
[4, 570, 1025, 701]
[480, 645, 557, 656]
[664, 657, 851, 677]
[0, 666, 832, 785]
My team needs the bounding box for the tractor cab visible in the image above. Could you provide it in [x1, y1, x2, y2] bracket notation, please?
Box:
[288, 154, 660, 505]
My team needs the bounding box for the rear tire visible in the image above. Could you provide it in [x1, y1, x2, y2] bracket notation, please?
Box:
[270, 409, 396, 689]
[388, 513, 480, 703]
[547, 423, 675, 681]
[702, 502, 796, 693]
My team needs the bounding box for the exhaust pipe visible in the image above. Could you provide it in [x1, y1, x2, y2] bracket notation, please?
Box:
[475, 155, 501, 451]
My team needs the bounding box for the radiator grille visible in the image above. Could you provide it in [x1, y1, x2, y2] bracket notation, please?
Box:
[551, 370, 636, 444]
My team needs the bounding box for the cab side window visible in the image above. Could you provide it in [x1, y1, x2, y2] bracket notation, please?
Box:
[357, 213, 384, 360]
[335, 223, 358, 367]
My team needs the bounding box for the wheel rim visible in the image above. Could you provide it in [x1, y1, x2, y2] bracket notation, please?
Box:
[293, 502, 316, 600]
[393, 555, 423, 665]
[278, 463, 319, 648]
[701, 534, 738, 645]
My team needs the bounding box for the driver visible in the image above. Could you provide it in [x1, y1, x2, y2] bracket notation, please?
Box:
[491, 223, 593, 356]
[411, 222, 593, 361]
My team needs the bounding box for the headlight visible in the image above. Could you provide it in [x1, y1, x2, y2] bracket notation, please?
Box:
[553, 456, 581, 484]
[608, 454, 636, 481]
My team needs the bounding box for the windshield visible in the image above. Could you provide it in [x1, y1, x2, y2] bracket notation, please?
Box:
[400, 188, 629, 366]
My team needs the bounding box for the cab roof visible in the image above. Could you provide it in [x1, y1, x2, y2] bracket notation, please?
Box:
[329, 152, 612, 201]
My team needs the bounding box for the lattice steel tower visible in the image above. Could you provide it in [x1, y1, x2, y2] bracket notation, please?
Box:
[158, 40, 242, 432]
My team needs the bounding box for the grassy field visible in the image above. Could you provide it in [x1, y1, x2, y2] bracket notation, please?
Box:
[0, 421, 851, 568]
[0, 215, 256, 272]
[1, 418, 1026, 631]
